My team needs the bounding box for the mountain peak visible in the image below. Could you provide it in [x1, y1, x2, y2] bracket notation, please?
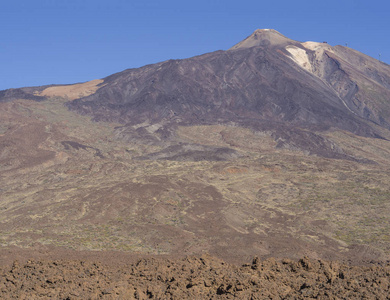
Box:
[229, 29, 294, 50]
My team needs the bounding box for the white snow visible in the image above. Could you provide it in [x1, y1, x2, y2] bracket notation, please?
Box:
[285, 46, 312, 73]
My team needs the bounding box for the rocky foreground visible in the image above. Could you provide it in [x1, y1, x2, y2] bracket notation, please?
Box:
[0, 255, 389, 299]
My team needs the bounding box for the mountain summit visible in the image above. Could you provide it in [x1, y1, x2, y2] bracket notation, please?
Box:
[230, 29, 296, 49]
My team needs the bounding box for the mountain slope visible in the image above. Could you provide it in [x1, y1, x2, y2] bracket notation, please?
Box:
[2, 29, 390, 157]
[62, 29, 390, 158]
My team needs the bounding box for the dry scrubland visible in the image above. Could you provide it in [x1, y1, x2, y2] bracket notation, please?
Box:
[1, 97, 390, 264]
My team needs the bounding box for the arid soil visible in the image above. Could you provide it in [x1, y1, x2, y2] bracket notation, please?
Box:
[0, 253, 389, 299]
[37, 79, 105, 100]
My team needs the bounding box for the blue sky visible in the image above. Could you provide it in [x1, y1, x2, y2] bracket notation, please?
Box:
[1, 0, 389, 90]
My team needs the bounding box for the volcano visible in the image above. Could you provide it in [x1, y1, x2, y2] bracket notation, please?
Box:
[4, 29, 390, 158]
[0, 30, 390, 268]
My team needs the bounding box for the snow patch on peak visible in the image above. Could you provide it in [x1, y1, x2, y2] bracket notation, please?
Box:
[285, 46, 313, 73]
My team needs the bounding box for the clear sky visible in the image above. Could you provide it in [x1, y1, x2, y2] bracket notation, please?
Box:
[1, 0, 390, 90]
